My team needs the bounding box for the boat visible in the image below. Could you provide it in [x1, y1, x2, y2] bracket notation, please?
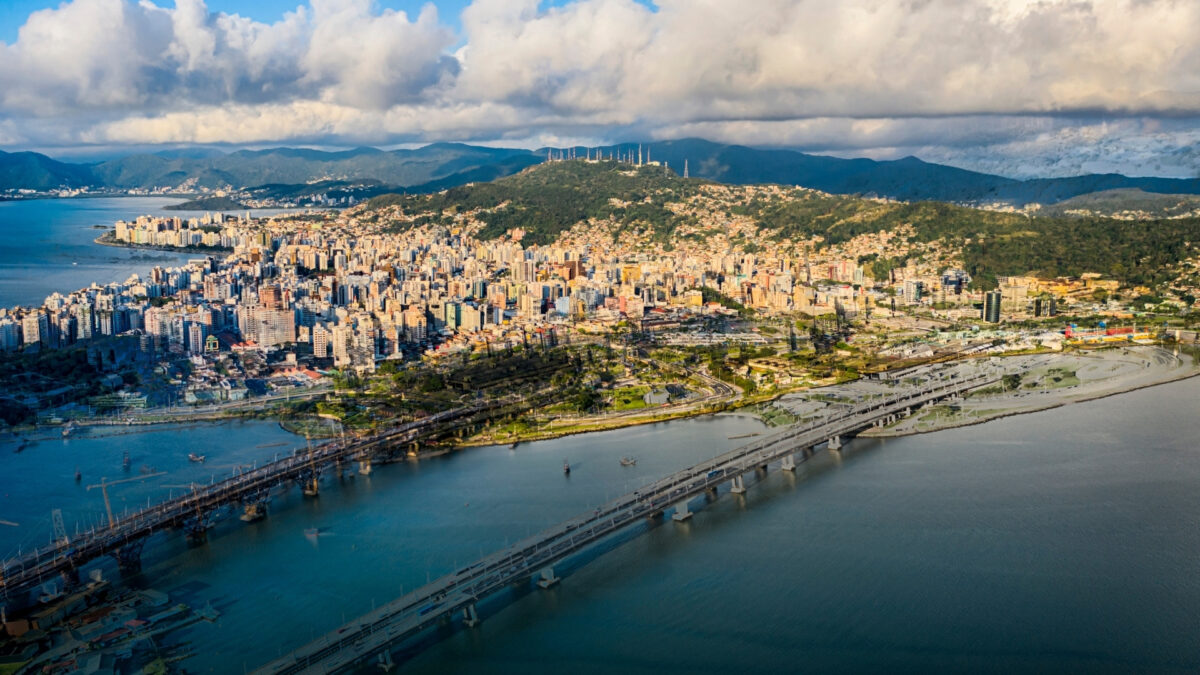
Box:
[509, 441, 520, 449]
[197, 602, 220, 622]
[139, 464, 156, 475]
[61, 423, 74, 438]
[303, 527, 320, 538]
[122, 451, 132, 471]
[620, 456, 637, 467]
[563, 460, 571, 475]
[14, 441, 27, 454]
[74, 468, 82, 482]
[188, 453, 206, 463]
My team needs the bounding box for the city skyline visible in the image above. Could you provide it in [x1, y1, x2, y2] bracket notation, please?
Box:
[0, 0, 1197, 178]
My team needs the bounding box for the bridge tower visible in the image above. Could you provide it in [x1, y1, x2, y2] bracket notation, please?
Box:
[51, 509, 69, 549]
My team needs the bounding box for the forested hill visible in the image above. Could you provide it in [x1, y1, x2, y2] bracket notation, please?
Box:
[365, 160, 1200, 291]
[367, 160, 709, 246]
[4, 139, 1200, 209]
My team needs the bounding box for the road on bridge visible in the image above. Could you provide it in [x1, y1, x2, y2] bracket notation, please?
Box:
[256, 372, 995, 674]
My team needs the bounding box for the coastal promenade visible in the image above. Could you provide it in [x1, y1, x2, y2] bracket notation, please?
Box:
[256, 371, 995, 674]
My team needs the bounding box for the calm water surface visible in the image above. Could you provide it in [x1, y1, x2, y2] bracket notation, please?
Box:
[5, 380, 1200, 673]
[0, 197, 304, 308]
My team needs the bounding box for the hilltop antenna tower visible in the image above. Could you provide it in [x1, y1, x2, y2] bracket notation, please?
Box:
[684, 159, 689, 179]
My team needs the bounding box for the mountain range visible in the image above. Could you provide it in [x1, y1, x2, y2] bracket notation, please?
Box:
[3, 138, 1199, 207]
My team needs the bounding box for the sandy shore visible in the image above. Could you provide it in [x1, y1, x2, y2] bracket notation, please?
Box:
[772, 346, 1196, 439]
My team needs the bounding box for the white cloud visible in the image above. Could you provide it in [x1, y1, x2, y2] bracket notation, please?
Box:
[1, 0, 1198, 176]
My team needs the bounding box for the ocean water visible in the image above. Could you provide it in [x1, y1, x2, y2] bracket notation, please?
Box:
[0, 197, 302, 308]
[4, 381, 1200, 673]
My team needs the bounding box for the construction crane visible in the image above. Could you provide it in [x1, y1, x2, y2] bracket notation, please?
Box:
[86, 473, 167, 531]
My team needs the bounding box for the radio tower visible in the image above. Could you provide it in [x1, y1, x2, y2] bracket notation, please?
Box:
[683, 159, 689, 179]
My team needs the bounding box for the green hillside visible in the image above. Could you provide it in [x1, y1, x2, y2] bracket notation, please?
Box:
[367, 160, 1200, 290]
[369, 160, 707, 245]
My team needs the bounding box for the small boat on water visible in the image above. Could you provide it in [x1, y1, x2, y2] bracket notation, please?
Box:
[563, 460, 571, 475]
[13, 441, 27, 454]
[303, 527, 320, 538]
[74, 467, 82, 482]
[122, 451, 132, 470]
[188, 453, 206, 463]
[509, 441, 520, 450]
[620, 456, 637, 467]
[62, 424, 75, 438]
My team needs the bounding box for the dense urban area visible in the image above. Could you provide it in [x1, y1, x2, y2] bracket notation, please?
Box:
[3, 156, 1200, 674]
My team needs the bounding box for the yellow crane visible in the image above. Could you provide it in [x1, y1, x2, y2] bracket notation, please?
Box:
[86, 473, 167, 530]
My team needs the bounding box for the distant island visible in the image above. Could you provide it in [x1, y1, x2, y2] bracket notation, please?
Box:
[165, 195, 248, 211]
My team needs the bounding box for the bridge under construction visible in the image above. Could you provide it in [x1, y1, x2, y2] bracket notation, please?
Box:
[0, 393, 547, 606]
[256, 372, 995, 674]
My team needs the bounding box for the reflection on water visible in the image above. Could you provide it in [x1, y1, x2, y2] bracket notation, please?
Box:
[8, 377, 1200, 674]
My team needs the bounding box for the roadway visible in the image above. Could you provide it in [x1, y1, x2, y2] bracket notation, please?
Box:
[255, 372, 995, 674]
[0, 394, 536, 604]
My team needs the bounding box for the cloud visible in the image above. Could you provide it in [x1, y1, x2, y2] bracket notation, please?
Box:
[1, 0, 1198, 177]
[0, 0, 456, 116]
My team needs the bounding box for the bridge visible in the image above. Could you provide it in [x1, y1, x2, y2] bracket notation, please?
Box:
[0, 393, 547, 605]
[255, 371, 995, 674]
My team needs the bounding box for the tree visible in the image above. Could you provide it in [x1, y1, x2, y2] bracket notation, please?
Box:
[1002, 373, 1022, 391]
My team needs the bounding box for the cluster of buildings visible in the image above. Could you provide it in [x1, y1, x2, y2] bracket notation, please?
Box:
[1, 174, 1142, 398]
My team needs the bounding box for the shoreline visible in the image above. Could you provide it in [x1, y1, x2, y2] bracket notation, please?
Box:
[856, 347, 1198, 439]
[93, 232, 232, 255]
[28, 349, 1194, 456]
[455, 347, 1198, 451]
[859, 367, 1200, 440]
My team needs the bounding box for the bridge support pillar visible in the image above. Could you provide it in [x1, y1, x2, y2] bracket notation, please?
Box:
[463, 603, 480, 627]
[359, 459, 373, 476]
[828, 436, 843, 450]
[903, 407, 912, 417]
[240, 502, 266, 523]
[59, 566, 81, 590]
[537, 566, 560, 589]
[186, 525, 209, 546]
[781, 454, 797, 471]
[115, 540, 144, 575]
[730, 474, 747, 494]
[672, 499, 693, 522]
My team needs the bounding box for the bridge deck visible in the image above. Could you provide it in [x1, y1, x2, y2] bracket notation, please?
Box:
[256, 373, 994, 674]
[0, 398, 529, 601]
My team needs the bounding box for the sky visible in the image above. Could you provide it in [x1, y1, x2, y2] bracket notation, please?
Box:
[0, 0, 1198, 178]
